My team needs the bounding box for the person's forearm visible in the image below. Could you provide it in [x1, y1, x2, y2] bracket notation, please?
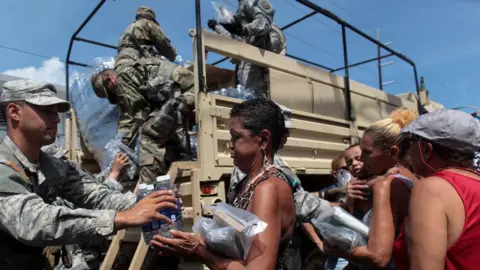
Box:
[196, 244, 237, 270]
[350, 246, 391, 268]
[0, 194, 118, 246]
[301, 222, 323, 250]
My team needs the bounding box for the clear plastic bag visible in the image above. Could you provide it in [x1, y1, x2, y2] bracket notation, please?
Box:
[192, 202, 268, 260]
[101, 133, 139, 180]
[335, 168, 353, 189]
[313, 206, 369, 237]
[311, 206, 368, 252]
[69, 57, 119, 165]
[315, 222, 366, 252]
[211, 0, 236, 24]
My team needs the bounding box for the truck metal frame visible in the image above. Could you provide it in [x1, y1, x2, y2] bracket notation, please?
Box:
[64, 1, 425, 269]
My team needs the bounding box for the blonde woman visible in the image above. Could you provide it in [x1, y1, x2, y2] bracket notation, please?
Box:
[324, 109, 419, 269]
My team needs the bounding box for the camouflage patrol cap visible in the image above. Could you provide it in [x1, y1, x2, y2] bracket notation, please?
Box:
[1, 80, 70, 113]
[90, 72, 109, 99]
[136, 6, 156, 19]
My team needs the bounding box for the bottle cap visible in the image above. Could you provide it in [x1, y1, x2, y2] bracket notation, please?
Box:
[156, 175, 171, 183]
[138, 183, 148, 190]
[146, 184, 155, 191]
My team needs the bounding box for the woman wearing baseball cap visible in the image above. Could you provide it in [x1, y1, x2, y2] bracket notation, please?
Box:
[395, 109, 480, 270]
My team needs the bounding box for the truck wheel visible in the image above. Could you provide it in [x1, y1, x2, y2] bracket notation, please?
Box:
[302, 248, 326, 270]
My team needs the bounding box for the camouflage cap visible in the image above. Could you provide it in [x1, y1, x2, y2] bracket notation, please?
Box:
[90, 72, 109, 99]
[136, 6, 156, 19]
[1, 80, 70, 113]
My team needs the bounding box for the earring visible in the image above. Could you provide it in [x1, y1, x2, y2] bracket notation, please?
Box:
[262, 150, 271, 168]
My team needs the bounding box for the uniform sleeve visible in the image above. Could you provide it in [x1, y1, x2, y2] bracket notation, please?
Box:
[242, 6, 272, 37]
[146, 21, 177, 61]
[215, 24, 244, 41]
[294, 187, 331, 222]
[273, 155, 331, 222]
[61, 162, 136, 212]
[0, 192, 117, 247]
[102, 176, 125, 192]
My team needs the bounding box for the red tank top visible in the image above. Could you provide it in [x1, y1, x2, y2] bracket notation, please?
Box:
[393, 170, 480, 270]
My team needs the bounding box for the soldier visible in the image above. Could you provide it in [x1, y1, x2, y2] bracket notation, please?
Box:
[208, 0, 286, 98]
[91, 6, 195, 185]
[0, 80, 177, 270]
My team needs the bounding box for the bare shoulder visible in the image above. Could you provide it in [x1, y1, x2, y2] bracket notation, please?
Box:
[250, 175, 293, 209]
[414, 176, 454, 197]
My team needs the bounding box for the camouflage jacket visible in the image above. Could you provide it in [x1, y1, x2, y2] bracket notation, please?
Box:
[116, 18, 177, 66]
[228, 154, 331, 222]
[0, 136, 136, 270]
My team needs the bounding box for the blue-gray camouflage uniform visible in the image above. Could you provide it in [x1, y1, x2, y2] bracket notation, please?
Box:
[0, 80, 136, 270]
[213, 0, 286, 98]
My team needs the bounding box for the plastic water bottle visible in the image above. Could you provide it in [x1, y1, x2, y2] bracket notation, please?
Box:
[155, 175, 184, 237]
[175, 55, 184, 67]
[236, 84, 245, 100]
[190, 126, 198, 155]
[137, 184, 156, 244]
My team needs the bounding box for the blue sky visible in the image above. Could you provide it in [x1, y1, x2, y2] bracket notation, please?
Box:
[0, 0, 479, 111]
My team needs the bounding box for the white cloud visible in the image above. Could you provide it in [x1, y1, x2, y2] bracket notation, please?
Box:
[2, 57, 65, 86]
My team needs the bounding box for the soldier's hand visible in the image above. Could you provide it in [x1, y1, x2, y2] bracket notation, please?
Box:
[220, 16, 243, 36]
[114, 190, 177, 230]
[207, 19, 218, 30]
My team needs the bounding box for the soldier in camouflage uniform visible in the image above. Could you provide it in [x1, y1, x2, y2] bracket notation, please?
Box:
[91, 6, 195, 185]
[0, 80, 177, 270]
[208, 0, 286, 98]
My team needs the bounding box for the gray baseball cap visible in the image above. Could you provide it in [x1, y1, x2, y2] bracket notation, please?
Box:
[1, 80, 70, 113]
[401, 109, 480, 154]
[276, 103, 295, 129]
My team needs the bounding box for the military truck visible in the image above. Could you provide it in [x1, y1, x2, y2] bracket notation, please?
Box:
[63, 0, 443, 269]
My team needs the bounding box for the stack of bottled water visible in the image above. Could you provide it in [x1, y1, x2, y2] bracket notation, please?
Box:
[137, 176, 184, 245]
[211, 84, 256, 101]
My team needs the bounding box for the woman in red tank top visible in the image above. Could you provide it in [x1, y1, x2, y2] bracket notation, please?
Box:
[398, 109, 480, 270]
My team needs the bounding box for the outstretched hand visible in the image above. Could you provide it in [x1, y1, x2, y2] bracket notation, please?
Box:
[115, 190, 177, 230]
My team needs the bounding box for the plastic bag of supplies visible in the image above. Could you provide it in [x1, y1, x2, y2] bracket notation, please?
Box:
[192, 202, 267, 260]
[211, 0, 236, 24]
[311, 206, 369, 252]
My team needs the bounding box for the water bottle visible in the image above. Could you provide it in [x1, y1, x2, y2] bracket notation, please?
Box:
[175, 55, 184, 67]
[155, 175, 184, 237]
[190, 126, 198, 155]
[236, 84, 244, 100]
[137, 184, 156, 244]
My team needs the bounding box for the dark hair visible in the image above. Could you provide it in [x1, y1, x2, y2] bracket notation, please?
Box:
[346, 143, 360, 150]
[411, 134, 475, 168]
[431, 141, 475, 168]
[230, 99, 285, 152]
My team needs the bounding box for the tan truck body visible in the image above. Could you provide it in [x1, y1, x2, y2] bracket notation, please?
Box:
[65, 29, 440, 269]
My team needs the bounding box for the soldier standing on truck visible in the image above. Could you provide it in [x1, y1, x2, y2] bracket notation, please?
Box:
[0, 80, 178, 270]
[91, 6, 196, 185]
[208, 0, 286, 99]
